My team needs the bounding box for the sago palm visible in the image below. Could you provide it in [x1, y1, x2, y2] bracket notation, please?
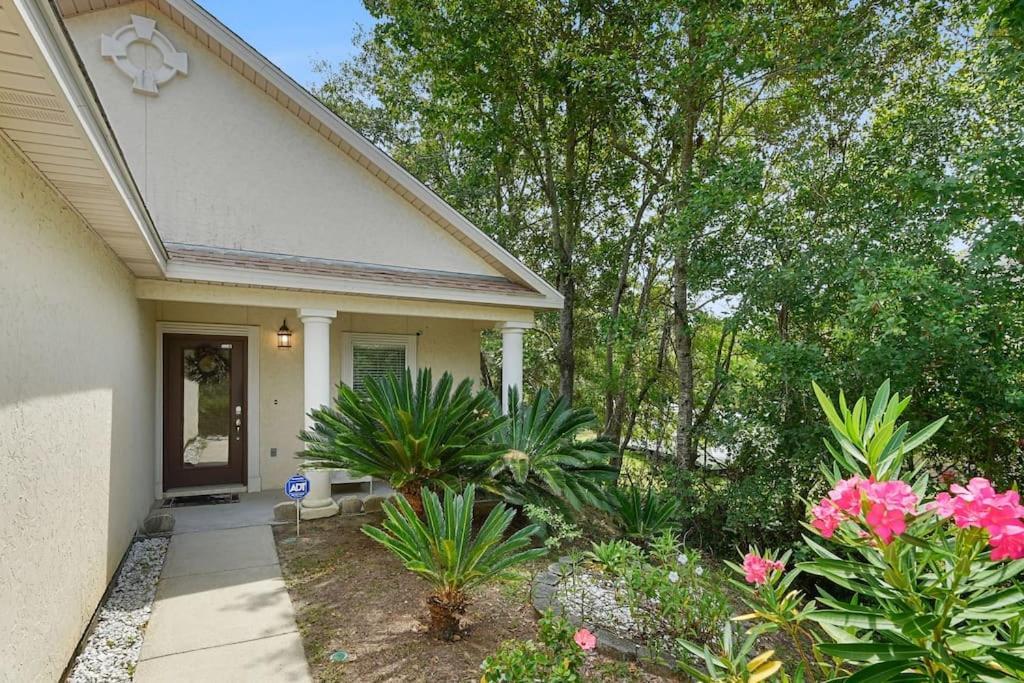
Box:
[362, 484, 545, 639]
[490, 387, 618, 516]
[607, 485, 679, 543]
[299, 368, 506, 511]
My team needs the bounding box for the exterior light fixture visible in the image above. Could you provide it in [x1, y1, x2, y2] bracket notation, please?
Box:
[277, 319, 292, 348]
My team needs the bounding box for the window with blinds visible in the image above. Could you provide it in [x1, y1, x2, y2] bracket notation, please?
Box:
[351, 342, 407, 392]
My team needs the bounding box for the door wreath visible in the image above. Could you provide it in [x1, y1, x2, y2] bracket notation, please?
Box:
[185, 345, 230, 384]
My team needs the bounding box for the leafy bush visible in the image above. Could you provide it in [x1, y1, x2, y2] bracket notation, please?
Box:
[480, 612, 588, 683]
[585, 539, 642, 575]
[682, 380, 1024, 681]
[617, 532, 729, 650]
[491, 387, 618, 516]
[605, 485, 679, 542]
[300, 368, 506, 510]
[362, 484, 545, 640]
[523, 503, 582, 554]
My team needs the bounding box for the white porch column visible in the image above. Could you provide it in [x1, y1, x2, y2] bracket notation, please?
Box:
[497, 322, 531, 413]
[299, 308, 336, 429]
[299, 308, 340, 520]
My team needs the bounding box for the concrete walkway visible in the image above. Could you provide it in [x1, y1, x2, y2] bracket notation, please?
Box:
[135, 498, 311, 682]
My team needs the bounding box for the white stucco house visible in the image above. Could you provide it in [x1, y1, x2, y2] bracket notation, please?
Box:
[0, 0, 560, 678]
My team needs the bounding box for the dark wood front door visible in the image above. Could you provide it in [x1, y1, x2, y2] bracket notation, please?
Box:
[163, 334, 247, 490]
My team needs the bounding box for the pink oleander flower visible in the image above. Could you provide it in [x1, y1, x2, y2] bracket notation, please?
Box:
[927, 491, 956, 518]
[811, 498, 843, 538]
[866, 503, 908, 543]
[928, 477, 1024, 561]
[980, 490, 1024, 532]
[573, 628, 597, 651]
[948, 477, 999, 528]
[859, 479, 918, 543]
[991, 524, 1024, 561]
[829, 475, 866, 515]
[862, 479, 919, 515]
[743, 552, 784, 585]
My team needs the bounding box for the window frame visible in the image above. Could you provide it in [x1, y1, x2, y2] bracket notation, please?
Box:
[340, 332, 418, 389]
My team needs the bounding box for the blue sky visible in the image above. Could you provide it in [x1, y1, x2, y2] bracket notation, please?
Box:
[199, 1, 374, 88]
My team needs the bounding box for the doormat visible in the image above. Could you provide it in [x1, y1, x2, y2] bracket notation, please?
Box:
[162, 494, 240, 508]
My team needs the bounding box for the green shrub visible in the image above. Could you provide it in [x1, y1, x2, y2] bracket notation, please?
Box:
[300, 368, 506, 510]
[523, 503, 582, 554]
[605, 485, 679, 542]
[585, 539, 642, 574]
[362, 484, 545, 639]
[491, 387, 618, 516]
[480, 612, 586, 683]
[681, 380, 1024, 681]
[616, 532, 729, 650]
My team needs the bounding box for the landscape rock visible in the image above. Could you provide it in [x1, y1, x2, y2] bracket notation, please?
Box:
[141, 511, 174, 535]
[273, 501, 298, 522]
[340, 498, 363, 515]
[361, 495, 386, 512]
[67, 537, 168, 682]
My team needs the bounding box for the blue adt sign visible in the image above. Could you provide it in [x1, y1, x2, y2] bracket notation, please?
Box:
[284, 474, 310, 500]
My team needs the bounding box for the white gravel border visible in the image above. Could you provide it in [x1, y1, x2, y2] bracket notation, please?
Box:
[67, 536, 169, 682]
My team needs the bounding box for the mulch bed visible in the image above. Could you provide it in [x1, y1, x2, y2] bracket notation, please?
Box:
[273, 512, 673, 682]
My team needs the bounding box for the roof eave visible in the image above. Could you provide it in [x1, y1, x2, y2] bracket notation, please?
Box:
[163, 260, 563, 311]
[13, 0, 167, 274]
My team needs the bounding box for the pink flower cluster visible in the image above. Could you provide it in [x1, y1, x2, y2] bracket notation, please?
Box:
[928, 478, 1024, 561]
[743, 552, 784, 585]
[811, 475, 919, 543]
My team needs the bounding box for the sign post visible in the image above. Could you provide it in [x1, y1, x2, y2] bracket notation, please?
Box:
[284, 474, 310, 538]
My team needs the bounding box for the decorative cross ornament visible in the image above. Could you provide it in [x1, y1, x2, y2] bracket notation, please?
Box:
[101, 15, 188, 96]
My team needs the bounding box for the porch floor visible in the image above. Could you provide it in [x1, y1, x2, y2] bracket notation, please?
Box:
[161, 481, 397, 535]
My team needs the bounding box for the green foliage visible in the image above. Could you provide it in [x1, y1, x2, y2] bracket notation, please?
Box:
[605, 485, 679, 543]
[299, 369, 506, 500]
[573, 530, 729, 655]
[522, 503, 582, 555]
[675, 624, 785, 683]
[317, 0, 1023, 564]
[480, 612, 586, 683]
[585, 539, 642, 575]
[491, 388, 619, 516]
[685, 381, 1024, 682]
[362, 484, 545, 639]
[810, 379, 946, 480]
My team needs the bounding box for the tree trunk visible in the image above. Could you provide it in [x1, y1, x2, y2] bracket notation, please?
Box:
[427, 592, 466, 641]
[399, 485, 424, 515]
[557, 268, 576, 401]
[673, 247, 696, 469]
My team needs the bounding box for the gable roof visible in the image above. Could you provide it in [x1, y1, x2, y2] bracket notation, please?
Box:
[57, 0, 563, 309]
[1, 0, 165, 276]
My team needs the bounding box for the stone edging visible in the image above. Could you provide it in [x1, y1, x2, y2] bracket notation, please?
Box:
[531, 558, 678, 673]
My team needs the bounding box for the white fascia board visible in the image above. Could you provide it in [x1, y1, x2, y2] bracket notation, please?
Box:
[164, 261, 563, 311]
[163, 0, 561, 304]
[12, 0, 167, 273]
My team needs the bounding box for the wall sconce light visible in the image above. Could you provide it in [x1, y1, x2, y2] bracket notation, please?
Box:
[277, 319, 292, 348]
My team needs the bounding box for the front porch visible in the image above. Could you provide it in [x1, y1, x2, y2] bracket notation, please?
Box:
[145, 282, 535, 500]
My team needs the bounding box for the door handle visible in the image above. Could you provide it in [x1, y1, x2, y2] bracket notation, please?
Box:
[234, 406, 242, 440]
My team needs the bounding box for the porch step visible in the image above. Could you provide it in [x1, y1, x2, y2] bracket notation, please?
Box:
[162, 483, 247, 499]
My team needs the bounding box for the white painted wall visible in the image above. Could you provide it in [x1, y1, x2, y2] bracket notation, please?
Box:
[65, 3, 502, 277]
[0, 138, 156, 681]
[152, 302, 486, 489]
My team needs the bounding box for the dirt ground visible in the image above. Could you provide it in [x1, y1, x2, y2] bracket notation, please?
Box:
[273, 512, 673, 682]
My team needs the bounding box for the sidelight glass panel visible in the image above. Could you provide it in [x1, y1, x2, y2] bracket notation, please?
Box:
[181, 345, 232, 468]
